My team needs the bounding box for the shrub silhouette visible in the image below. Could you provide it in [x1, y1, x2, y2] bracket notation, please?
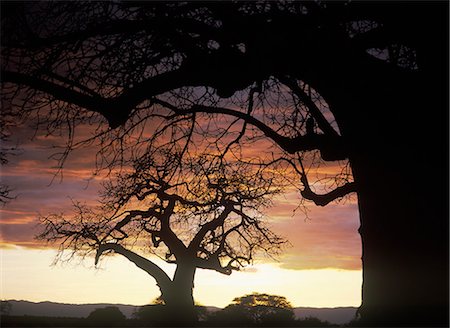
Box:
[208, 293, 296, 326]
[87, 306, 125, 326]
[297, 316, 335, 327]
[133, 304, 168, 325]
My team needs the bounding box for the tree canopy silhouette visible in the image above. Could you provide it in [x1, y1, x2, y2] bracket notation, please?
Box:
[37, 150, 286, 324]
[234, 293, 294, 325]
[208, 293, 296, 326]
[1, 1, 448, 326]
[87, 306, 126, 327]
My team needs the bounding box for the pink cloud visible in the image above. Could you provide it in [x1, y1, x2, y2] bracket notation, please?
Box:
[269, 203, 361, 270]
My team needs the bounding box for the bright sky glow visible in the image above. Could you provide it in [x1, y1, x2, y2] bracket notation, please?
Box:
[0, 122, 362, 308]
[1, 246, 361, 308]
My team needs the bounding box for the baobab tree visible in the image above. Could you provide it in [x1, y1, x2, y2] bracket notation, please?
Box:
[1, 1, 448, 326]
[37, 150, 286, 324]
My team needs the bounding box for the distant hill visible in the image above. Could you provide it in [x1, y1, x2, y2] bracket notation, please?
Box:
[4, 300, 139, 319]
[294, 307, 357, 324]
[4, 300, 357, 324]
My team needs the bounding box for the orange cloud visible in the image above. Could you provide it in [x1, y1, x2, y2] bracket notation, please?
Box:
[269, 202, 361, 270]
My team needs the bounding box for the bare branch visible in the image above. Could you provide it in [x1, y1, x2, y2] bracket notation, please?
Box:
[153, 98, 346, 157]
[279, 76, 340, 137]
[300, 174, 357, 206]
[96, 243, 171, 286]
[188, 204, 233, 252]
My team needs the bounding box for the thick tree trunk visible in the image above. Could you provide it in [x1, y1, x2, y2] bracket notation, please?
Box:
[351, 149, 448, 326]
[98, 245, 198, 326]
[323, 55, 449, 326]
[160, 263, 197, 326]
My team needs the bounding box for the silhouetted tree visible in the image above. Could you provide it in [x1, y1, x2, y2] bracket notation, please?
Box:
[2, 2, 448, 326]
[208, 293, 295, 326]
[233, 293, 296, 326]
[87, 306, 126, 326]
[37, 151, 286, 325]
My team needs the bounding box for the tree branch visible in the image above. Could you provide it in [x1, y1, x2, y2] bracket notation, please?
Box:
[2, 70, 103, 109]
[279, 76, 340, 137]
[300, 174, 357, 206]
[154, 98, 346, 157]
[1, 70, 121, 125]
[95, 243, 172, 287]
[188, 204, 233, 252]
[194, 256, 233, 275]
[6, 19, 149, 49]
[158, 199, 188, 257]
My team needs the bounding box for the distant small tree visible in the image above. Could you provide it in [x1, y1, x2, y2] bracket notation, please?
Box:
[209, 293, 295, 326]
[87, 306, 125, 326]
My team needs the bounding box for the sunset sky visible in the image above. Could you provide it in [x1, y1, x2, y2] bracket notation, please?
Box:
[1, 121, 362, 308]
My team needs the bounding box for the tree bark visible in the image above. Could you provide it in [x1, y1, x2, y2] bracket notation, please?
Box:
[161, 263, 197, 326]
[351, 147, 448, 326]
[317, 51, 448, 326]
